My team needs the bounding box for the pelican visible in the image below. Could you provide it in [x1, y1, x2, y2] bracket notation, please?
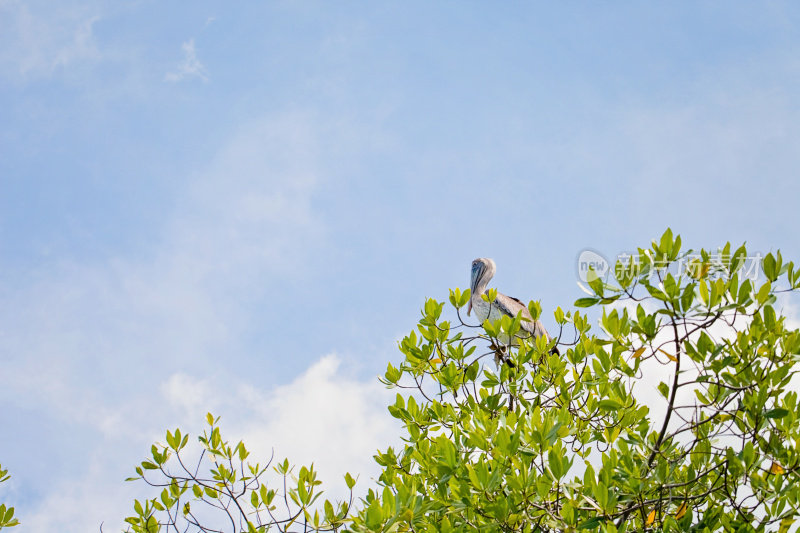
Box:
[468, 257, 558, 355]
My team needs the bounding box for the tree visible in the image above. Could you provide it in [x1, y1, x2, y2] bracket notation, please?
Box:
[123, 414, 356, 533]
[126, 230, 800, 532]
[0, 464, 19, 530]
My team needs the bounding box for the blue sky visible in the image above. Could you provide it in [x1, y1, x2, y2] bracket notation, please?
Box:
[2, 1, 800, 530]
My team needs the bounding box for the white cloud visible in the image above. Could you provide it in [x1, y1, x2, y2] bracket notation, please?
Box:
[165, 39, 208, 83]
[616, 70, 800, 220]
[20, 456, 139, 533]
[607, 291, 800, 446]
[0, 1, 102, 80]
[777, 295, 800, 395]
[780, 294, 800, 332]
[233, 355, 399, 499]
[0, 109, 328, 413]
[161, 373, 216, 423]
[161, 355, 399, 502]
[0, 112, 348, 532]
[19, 355, 398, 532]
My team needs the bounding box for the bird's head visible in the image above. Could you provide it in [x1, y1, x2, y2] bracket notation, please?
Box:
[468, 257, 496, 315]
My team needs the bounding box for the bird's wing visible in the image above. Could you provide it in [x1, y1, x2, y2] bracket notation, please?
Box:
[493, 292, 527, 317]
[494, 292, 552, 340]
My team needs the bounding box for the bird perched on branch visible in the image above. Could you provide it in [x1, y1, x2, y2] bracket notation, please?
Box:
[467, 257, 559, 362]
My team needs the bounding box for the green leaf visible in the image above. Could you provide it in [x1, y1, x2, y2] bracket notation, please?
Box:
[659, 228, 674, 256]
[764, 408, 789, 419]
[587, 268, 604, 296]
[365, 500, 383, 529]
[598, 399, 622, 411]
[459, 288, 471, 307]
[575, 297, 600, 308]
[779, 517, 796, 533]
[528, 300, 542, 320]
[731, 244, 747, 272]
[578, 516, 605, 529]
[763, 253, 777, 281]
[385, 362, 402, 384]
[482, 319, 500, 338]
[482, 287, 498, 303]
[449, 288, 471, 308]
[548, 449, 564, 479]
[756, 281, 772, 304]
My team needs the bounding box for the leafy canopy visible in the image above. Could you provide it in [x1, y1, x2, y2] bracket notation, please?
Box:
[0, 464, 19, 530]
[125, 230, 800, 533]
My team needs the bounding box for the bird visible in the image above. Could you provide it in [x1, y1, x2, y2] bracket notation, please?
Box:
[467, 257, 559, 357]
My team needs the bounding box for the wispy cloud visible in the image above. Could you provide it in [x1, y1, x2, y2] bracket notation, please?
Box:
[0, 1, 102, 80]
[165, 38, 208, 83]
[0, 112, 354, 532]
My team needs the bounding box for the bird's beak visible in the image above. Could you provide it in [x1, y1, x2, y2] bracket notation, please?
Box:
[468, 261, 482, 317]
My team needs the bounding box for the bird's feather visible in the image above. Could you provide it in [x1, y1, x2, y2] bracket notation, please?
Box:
[469, 257, 559, 355]
[493, 292, 551, 340]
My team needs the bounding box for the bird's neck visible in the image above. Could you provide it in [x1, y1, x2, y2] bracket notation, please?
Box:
[474, 281, 489, 297]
